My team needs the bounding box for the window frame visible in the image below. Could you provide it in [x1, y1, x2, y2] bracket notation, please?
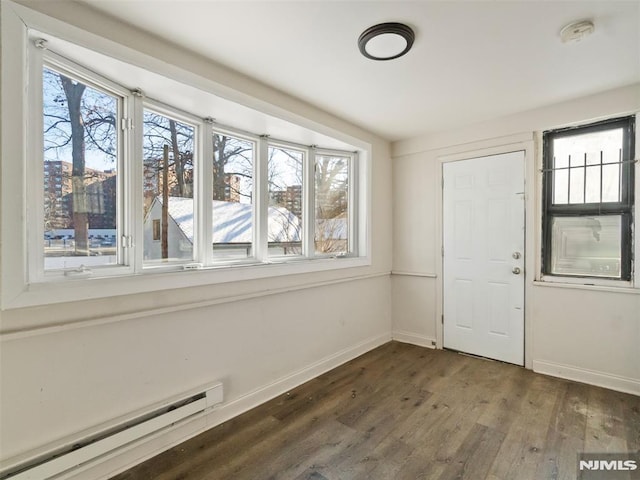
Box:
[140, 98, 202, 271]
[209, 125, 260, 265]
[265, 140, 308, 260]
[541, 116, 636, 282]
[312, 148, 358, 259]
[1, 23, 369, 310]
[32, 49, 134, 282]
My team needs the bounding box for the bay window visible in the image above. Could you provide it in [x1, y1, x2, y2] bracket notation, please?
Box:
[23, 39, 365, 294]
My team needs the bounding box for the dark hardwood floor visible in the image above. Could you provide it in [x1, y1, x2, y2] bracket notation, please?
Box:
[112, 342, 640, 480]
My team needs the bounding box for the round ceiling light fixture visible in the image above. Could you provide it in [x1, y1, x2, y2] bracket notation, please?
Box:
[358, 22, 415, 61]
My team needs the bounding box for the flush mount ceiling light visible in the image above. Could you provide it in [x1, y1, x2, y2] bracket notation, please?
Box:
[560, 19, 595, 43]
[358, 22, 415, 61]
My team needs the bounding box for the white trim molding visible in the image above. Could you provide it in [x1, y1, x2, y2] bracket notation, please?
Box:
[533, 359, 640, 396]
[392, 330, 437, 349]
[391, 271, 437, 278]
[0, 272, 390, 340]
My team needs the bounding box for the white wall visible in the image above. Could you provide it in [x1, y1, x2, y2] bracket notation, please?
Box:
[1, 277, 392, 474]
[391, 150, 439, 347]
[391, 83, 640, 395]
[0, 1, 392, 477]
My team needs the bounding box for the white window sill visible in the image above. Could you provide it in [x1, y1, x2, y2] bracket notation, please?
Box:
[2, 256, 371, 310]
[533, 277, 639, 295]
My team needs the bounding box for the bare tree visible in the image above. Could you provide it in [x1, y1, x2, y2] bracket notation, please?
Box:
[213, 134, 254, 201]
[263, 150, 349, 254]
[142, 112, 194, 209]
[314, 156, 349, 254]
[142, 123, 256, 206]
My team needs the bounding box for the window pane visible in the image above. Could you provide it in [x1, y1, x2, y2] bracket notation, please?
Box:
[553, 169, 568, 204]
[602, 163, 621, 202]
[554, 128, 623, 166]
[568, 166, 584, 204]
[43, 67, 119, 270]
[212, 133, 254, 260]
[268, 146, 303, 256]
[553, 128, 623, 206]
[584, 166, 601, 203]
[315, 154, 349, 255]
[553, 153, 568, 169]
[569, 153, 584, 167]
[550, 216, 622, 278]
[142, 110, 195, 264]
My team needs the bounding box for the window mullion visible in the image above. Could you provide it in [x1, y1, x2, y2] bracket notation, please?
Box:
[303, 148, 316, 258]
[117, 93, 129, 271]
[200, 121, 214, 266]
[130, 93, 144, 273]
[349, 152, 359, 256]
[29, 41, 46, 283]
[255, 136, 269, 262]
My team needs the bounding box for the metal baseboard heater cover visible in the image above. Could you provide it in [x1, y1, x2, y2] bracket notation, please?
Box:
[2, 382, 223, 480]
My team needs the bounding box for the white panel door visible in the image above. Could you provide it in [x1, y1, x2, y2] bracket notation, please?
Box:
[443, 151, 525, 365]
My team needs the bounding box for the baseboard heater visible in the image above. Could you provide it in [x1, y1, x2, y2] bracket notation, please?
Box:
[2, 382, 223, 480]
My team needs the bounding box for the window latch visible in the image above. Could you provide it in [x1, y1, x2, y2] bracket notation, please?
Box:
[121, 117, 133, 131]
[121, 235, 133, 248]
[64, 265, 92, 277]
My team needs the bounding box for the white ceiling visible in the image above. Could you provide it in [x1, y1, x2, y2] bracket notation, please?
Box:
[79, 0, 639, 142]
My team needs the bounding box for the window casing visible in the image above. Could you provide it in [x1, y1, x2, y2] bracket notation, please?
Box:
[542, 116, 635, 282]
[27, 44, 363, 287]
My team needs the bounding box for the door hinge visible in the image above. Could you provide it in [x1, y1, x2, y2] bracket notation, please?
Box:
[441, 314, 444, 324]
[121, 117, 133, 130]
[441, 178, 444, 188]
[441, 246, 444, 257]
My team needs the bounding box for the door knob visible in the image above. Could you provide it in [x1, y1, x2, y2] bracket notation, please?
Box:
[512, 267, 521, 275]
[512, 252, 521, 259]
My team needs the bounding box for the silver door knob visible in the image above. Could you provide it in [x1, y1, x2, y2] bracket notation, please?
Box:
[512, 252, 521, 259]
[512, 267, 521, 275]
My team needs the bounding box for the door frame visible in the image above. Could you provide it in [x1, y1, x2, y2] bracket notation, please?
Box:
[435, 135, 537, 370]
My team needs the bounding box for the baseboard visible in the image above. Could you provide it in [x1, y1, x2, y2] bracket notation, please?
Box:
[65, 331, 392, 480]
[392, 330, 437, 349]
[532, 359, 640, 396]
[204, 332, 392, 427]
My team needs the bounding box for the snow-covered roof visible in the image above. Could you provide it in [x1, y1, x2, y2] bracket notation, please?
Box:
[152, 196, 301, 244]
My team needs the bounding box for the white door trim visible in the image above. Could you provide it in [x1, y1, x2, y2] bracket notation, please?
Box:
[434, 136, 537, 370]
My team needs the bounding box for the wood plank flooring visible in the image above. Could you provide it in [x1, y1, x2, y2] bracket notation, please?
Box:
[111, 342, 640, 480]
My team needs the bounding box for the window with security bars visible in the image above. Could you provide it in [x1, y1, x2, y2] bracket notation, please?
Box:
[542, 116, 635, 280]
